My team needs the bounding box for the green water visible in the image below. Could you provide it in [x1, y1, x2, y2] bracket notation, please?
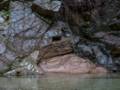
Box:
[0, 74, 120, 90]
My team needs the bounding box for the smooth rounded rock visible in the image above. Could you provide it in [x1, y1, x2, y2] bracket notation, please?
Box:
[40, 54, 107, 74]
[0, 16, 4, 23]
[0, 43, 6, 54]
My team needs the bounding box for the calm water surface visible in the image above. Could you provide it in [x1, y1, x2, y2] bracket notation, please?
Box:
[0, 73, 120, 90]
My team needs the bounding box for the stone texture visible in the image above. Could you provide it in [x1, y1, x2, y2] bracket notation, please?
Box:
[5, 1, 71, 57]
[0, 1, 72, 75]
[1, 0, 118, 75]
[0, 42, 6, 54]
[34, 0, 61, 11]
[0, 16, 4, 23]
[0, 61, 8, 73]
[58, 0, 120, 71]
[40, 54, 107, 74]
[4, 50, 44, 76]
[39, 38, 73, 59]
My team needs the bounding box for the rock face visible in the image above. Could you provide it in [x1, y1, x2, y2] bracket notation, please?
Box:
[0, 1, 72, 75]
[94, 31, 120, 56]
[34, 0, 61, 12]
[59, 0, 120, 71]
[39, 54, 107, 74]
[0, 0, 119, 75]
[5, 1, 71, 57]
[4, 51, 44, 76]
[39, 38, 73, 59]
